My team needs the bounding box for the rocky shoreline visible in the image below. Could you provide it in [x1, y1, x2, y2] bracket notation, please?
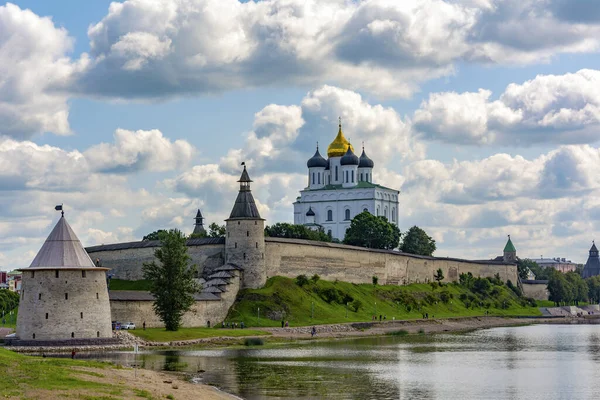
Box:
[4, 315, 587, 353]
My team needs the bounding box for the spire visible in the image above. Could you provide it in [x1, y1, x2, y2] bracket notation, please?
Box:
[229, 164, 262, 219]
[503, 235, 516, 253]
[193, 209, 206, 235]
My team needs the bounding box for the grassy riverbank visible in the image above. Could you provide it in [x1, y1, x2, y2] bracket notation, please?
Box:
[0, 347, 234, 399]
[226, 276, 541, 327]
[129, 327, 270, 342]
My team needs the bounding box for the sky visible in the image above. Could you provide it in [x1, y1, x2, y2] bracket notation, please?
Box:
[1, 0, 600, 269]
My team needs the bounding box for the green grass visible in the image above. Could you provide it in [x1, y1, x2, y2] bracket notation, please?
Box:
[0, 347, 115, 398]
[128, 327, 271, 342]
[225, 276, 543, 328]
[2, 307, 18, 328]
[108, 279, 153, 291]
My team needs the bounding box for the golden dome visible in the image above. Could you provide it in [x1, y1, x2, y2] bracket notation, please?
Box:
[327, 121, 354, 158]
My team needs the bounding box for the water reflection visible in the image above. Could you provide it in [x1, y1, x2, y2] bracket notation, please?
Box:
[81, 325, 600, 400]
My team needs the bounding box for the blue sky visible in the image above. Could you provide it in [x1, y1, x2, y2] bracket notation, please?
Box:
[1, 0, 600, 269]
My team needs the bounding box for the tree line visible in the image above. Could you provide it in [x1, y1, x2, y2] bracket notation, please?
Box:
[547, 269, 600, 306]
[0, 290, 19, 313]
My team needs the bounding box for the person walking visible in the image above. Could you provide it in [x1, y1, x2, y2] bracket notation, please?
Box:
[311, 326, 316, 337]
[142, 321, 146, 331]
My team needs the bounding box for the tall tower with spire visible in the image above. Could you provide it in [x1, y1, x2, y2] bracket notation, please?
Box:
[503, 235, 517, 263]
[582, 241, 600, 278]
[192, 209, 206, 235]
[225, 164, 266, 289]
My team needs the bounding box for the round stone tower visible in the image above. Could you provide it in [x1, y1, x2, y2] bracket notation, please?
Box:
[15, 211, 112, 342]
[225, 164, 266, 289]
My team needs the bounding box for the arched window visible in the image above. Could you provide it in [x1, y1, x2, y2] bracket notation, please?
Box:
[312, 172, 315, 184]
[318, 173, 321, 184]
[327, 229, 332, 237]
[327, 210, 333, 221]
[392, 208, 396, 222]
[376, 206, 380, 216]
[345, 209, 351, 220]
[363, 208, 368, 213]
[351, 170, 354, 182]
[335, 166, 338, 181]
[345, 170, 349, 183]
[384, 207, 388, 219]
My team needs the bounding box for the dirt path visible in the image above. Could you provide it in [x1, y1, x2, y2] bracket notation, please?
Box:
[261, 316, 564, 340]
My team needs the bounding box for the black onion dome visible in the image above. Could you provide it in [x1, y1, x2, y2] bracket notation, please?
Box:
[359, 148, 374, 168]
[340, 146, 359, 166]
[307, 148, 328, 168]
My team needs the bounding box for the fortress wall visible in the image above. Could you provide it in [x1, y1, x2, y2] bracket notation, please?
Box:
[265, 239, 518, 285]
[110, 273, 240, 328]
[90, 244, 224, 280]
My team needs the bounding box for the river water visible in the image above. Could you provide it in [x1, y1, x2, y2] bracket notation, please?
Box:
[78, 324, 600, 399]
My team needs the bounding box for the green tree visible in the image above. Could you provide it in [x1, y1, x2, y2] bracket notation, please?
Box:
[208, 223, 226, 238]
[587, 276, 600, 303]
[434, 268, 444, 283]
[295, 274, 309, 287]
[264, 223, 331, 242]
[142, 229, 200, 331]
[400, 226, 436, 256]
[547, 270, 574, 306]
[527, 262, 551, 280]
[142, 229, 168, 241]
[565, 271, 588, 305]
[343, 211, 401, 250]
[517, 259, 538, 280]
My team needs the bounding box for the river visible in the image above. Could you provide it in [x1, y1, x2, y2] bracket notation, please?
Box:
[75, 324, 600, 399]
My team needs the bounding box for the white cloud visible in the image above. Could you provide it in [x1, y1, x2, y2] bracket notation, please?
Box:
[71, 0, 600, 100]
[84, 128, 195, 173]
[0, 3, 84, 139]
[414, 69, 600, 145]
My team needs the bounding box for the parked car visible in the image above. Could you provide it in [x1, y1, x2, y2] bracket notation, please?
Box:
[122, 322, 136, 330]
[112, 321, 122, 330]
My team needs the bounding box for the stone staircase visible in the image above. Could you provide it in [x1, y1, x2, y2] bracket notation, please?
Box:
[199, 263, 242, 300]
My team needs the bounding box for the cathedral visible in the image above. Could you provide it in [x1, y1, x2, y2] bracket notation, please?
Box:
[293, 119, 400, 240]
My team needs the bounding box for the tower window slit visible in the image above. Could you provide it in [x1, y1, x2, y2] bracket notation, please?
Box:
[235, 242, 237, 248]
[97, 331, 100, 338]
[71, 332, 74, 338]
[55, 270, 59, 278]
[82, 270, 86, 278]
[45, 313, 48, 320]
[65, 293, 68, 300]
[96, 293, 99, 299]
[247, 231, 249, 237]
[80, 312, 83, 319]
[38, 293, 41, 300]
[243, 253, 246, 260]
[256, 242, 258, 248]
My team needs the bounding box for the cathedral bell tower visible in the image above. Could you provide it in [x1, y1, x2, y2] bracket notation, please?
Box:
[225, 164, 266, 289]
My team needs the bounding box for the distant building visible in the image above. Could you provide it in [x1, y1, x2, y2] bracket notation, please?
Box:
[192, 209, 206, 235]
[0, 271, 6, 284]
[6, 271, 22, 293]
[582, 242, 600, 278]
[530, 257, 578, 273]
[294, 119, 400, 240]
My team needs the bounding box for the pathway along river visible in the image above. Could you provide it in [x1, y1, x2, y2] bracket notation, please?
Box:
[75, 324, 600, 399]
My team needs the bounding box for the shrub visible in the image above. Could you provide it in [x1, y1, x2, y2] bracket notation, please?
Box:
[372, 276, 379, 285]
[295, 274, 309, 287]
[390, 330, 409, 336]
[244, 337, 265, 346]
[319, 287, 342, 304]
[439, 291, 451, 304]
[506, 280, 523, 297]
[472, 278, 491, 295]
[350, 299, 362, 312]
[311, 274, 320, 283]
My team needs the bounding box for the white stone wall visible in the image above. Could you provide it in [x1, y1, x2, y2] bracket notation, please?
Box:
[16, 269, 112, 341]
[226, 219, 266, 289]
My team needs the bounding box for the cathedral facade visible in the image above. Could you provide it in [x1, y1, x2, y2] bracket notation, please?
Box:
[293, 121, 400, 240]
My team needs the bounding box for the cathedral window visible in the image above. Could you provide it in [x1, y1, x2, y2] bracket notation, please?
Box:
[376, 206, 380, 216]
[328, 229, 332, 237]
[384, 207, 388, 219]
[345, 209, 351, 220]
[364, 208, 368, 213]
[351, 170, 354, 182]
[335, 166, 338, 181]
[327, 210, 333, 221]
[312, 172, 315, 184]
[345, 170, 348, 183]
[318, 173, 321, 184]
[392, 208, 396, 222]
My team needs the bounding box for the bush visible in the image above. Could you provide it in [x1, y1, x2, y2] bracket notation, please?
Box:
[311, 274, 320, 283]
[372, 276, 379, 285]
[295, 274, 309, 287]
[472, 278, 491, 295]
[319, 287, 342, 304]
[244, 337, 265, 346]
[350, 299, 362, 312]
[506, 280, 523, 297]
[439, 291, 451, 304]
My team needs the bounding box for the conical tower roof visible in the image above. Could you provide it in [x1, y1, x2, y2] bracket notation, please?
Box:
[228, 165, 263, 220]
[25, 215, 101, 270]
[583, 241, 600, 278]
[503, 235, 516, 253]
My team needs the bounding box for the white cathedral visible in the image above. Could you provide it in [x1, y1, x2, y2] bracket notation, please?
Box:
[293, 120, 400, 240]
